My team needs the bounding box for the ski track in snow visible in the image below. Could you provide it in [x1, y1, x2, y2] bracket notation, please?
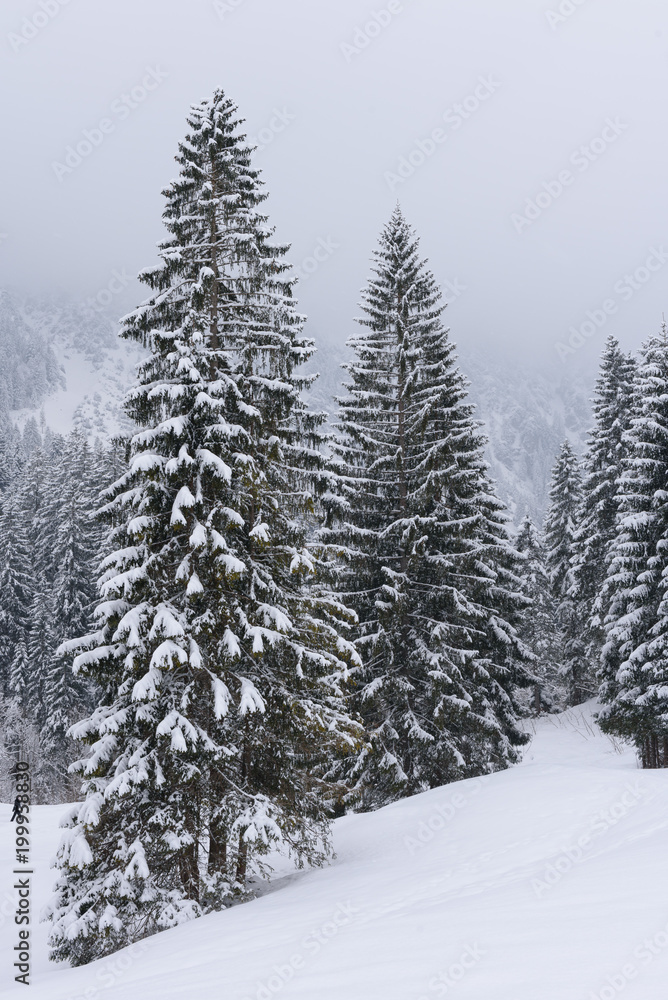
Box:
[2, 703, 668, 999]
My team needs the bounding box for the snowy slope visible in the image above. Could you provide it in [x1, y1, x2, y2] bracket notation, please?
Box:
[13, 333, 143, 440]
[3, 705, 668, 999]
[306, 339, 593, 525]
[1, 290, 592, 516]
[10, 297, 143, 441]
[463, 349, 592, 525]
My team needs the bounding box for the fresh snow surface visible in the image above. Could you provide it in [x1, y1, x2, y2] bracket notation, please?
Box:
[10, 337, 143, 441]
[3, 704, 668, 999]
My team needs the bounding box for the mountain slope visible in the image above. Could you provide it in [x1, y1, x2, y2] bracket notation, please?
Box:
[3, 706, 667, 999]
[0, 291, 592, 518]
[306, 339, 592, 524]
[0, 292, 63, 411]
[13, 295, 143, 440]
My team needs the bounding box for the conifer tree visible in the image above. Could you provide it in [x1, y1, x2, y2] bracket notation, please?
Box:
[46, 89, 359, 966]
[9, 637, 30, 704]
[544, 441, 582, 597]
[21, 416, 42, 457]
[0, 461, 48, 791]
[0, 420, 21, 493]
[515, 514, 558, 713]
[17, 446, 55, 586]
[26, 590, 54, 731]
[544, 440, 588, 705]
[599, 331, 668, 765]
[42, 433, 101, 787]
[0, 433, 120, 800]
[0, 494, 32, 697]
[322, 207, 531, 809]
[571, 337, 636, 664]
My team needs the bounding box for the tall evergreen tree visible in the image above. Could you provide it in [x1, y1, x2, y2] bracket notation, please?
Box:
[42, 433, 101, 788]
[26, 590, 54, 732]
[599, 331, 668, 766]
[322, 206, 531, 810]
[17, 445, 55, 586]
[571, 337, 636, 664]
[0, 494, 32, 697]
[544, 440, 588, 705]
[46, 89, 359, 967]
[0, 433, 124, 801]
[544, 441, 582, 598]
[515, 514, 558, 713]
[0, 419, 21, 493]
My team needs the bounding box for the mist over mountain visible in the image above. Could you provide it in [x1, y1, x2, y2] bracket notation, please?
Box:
[0, 289, 593, 524]
[0, 286, 596, 525]
[306, 336, 592, 525]
[0, 290, 143, 442]
[0, 292, 64, 411]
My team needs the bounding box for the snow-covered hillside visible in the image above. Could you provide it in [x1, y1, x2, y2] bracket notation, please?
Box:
[10, 295, 143, 441]
[307, 339, 593, 524]
[3, 705, 667, 999]
[0, 290, 592, 519]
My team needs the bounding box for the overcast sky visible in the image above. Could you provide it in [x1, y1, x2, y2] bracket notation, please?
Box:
[1, 0, 667, 370]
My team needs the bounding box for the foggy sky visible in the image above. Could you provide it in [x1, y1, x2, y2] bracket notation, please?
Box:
[1, 0, 668, 371]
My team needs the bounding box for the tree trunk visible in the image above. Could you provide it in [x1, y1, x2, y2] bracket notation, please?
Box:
[208, 149, 221, 355]
[236, 833, 248, 885]
[533, 684, 542, 716]
[396, 311, 408, 575]
[179, 848, 200, 903]
[236, 721, 251, 887]
[208, 823, 227, 874]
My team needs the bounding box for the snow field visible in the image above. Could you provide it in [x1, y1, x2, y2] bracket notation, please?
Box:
[2, 704, 667, 999]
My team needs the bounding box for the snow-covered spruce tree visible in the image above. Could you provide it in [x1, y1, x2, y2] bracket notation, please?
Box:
[0, 430, 112, 799]
[45, 89, 360, 966]
[17, 445, 55, 584]
[599, 331, 668, 766]
[322, 206, 531, 810]
[0, 493, 33, 698]
[0, 451, 51, 792]
[43, 433, 102, 794]
[544, 440, 588, 705]
[0, 494, 39, 781]
[544, 441, 582, 598]
[0, 419, 22, 493]
[26, 590, 54, 732]
[515, 514, 559, 714]
[571, 337, 636, 666]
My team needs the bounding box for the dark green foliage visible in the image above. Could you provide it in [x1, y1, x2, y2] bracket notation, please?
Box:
[544, 440, 590, 705]
[599, 330, 668, 765]
[45, 89, 360, 967]
[322, 207, 531, 809]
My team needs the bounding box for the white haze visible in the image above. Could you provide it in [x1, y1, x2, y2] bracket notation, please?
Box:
[1, 0, 668, 370]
